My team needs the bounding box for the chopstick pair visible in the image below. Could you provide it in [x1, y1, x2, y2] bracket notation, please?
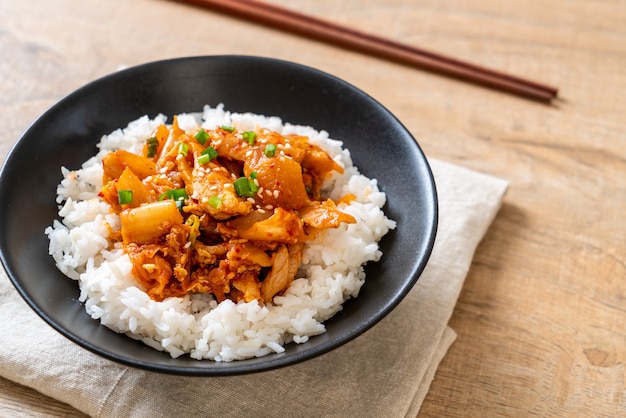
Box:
[176, 0, 559, 102]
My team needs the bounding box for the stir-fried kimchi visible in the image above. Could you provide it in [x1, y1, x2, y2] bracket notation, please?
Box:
[98, 117, 356, 303]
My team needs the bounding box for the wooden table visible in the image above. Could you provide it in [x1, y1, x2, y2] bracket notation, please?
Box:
[1, 0, 624, 416]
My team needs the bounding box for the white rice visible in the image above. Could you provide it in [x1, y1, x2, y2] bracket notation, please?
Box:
[45, 104, 396, 361]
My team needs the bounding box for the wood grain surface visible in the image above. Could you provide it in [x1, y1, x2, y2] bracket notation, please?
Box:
[1, 0, 624, 416]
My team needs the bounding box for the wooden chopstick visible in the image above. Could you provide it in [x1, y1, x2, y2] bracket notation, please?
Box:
[176, 0, 559, 102]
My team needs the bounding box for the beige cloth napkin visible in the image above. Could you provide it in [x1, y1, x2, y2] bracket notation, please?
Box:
[0, 159, 507, 417]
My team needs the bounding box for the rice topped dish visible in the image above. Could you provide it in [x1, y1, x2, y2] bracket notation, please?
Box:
[45, 104, 395, 361]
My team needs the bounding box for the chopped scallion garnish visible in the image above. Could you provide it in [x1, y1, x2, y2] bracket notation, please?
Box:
[233, 177, 252, 197]
[233, 176, 259, 197]
[178, 142, 189, 157]
[195, 129, 209, 145]
[197, 146, 218, 164]
[264, 143, 277, 157]
[249, 178, 259, 193]
[242, 131, 257, 145]
[117, 189, 133, 205]
[202, 146, 218, 158]
[159, 188, 189, 202]
[208, 195, 222, 209]
[249, 171, 257, 179]
[197, 154, 210, 165]
[221, 125, 235, 132]
[146, 137, 159, 158]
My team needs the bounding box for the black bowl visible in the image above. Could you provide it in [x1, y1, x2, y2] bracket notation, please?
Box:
[0, 56, 437, 375]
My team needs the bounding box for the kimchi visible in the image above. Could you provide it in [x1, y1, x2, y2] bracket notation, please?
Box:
[99, 117, 355, 303]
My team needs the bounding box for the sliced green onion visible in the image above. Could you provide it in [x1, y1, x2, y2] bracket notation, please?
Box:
[233, 176, 259, 198]
[159, 188, 189, 202]
[158, 188, 188, 211]
[233, 177, 252, 197]
[249, 171, 257, 179]
[174, 189, 188, 201]
[178, 142, 189, 157]
[221, 125, 235, 132]
[146, 137, 159, 158]
[208, 195, 222, 209]
[117, 189, 133, 205]
[197, 154, 210, 165]
[202, 146, 219, 158]
[197, 146, 218, 164]
[195, 129, 209, 145]
[248, 177, 259, 193]
[242, 131, 257, 145]
[264, 143, 277, 157]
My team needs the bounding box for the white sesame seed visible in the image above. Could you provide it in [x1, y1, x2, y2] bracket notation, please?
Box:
[265, 205, 273, 210]
[257, 208, 265, 214]
[273, 190, 280, 198]
[265, 189, 272, 196]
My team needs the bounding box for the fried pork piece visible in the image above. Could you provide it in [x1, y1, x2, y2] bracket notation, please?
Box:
[99, 122, 356, 304]
[260, 243, 304, 302]
[298, 199, 356, 229]
[217, 208, 306, 244]
[210, 127, 334, 209]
